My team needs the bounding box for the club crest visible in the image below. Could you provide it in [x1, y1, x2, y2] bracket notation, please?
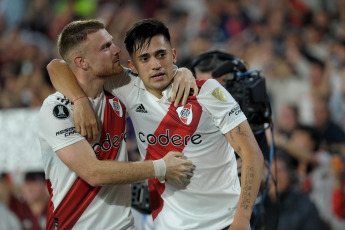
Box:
[176, 103, 193, 125]
[109, 97, 123, 117]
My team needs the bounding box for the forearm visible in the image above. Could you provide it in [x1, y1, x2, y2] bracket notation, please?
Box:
[47, 59, 86, 101]
[85, 160, 155, 186]
[235, 152, 263, 221]
[226, 121, 264, 224]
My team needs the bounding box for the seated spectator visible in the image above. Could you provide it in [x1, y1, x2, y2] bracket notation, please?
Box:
[20, 171, 48, 230]
[274, 103, 300, 144]
[263, 148, 329, 230]
[313, 95, 345, 153]
[0, 171, 48, 230]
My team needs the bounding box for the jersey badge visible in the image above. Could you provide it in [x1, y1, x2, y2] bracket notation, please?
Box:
[109, 97, 123, 117]
[53, 104, 69, 119]
[176, 103, 193, 125]
[212, 87, 227, 102]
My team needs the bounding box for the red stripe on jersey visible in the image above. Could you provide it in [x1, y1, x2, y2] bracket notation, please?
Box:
[46, 179, 54, 228]
[46, 92, 126, 230]
[145, 79, 206, 220]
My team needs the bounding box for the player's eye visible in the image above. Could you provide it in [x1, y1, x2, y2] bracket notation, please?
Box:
[140, 56, 148, 62]
[157, 52, 166, 59]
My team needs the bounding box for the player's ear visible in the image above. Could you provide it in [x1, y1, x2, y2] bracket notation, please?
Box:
[172, 48, 177, 64]
[74, 56, 88, 70]
[128, 60, 138, 74]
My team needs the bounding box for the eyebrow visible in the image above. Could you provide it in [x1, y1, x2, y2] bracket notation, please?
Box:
[137, 49, 167, 59]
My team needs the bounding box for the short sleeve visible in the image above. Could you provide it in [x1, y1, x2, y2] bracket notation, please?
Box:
[38, 101, 84, 151]
[197, 79, 247, 134]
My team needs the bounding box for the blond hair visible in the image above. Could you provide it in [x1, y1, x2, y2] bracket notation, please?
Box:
[57, 19, 105, 63]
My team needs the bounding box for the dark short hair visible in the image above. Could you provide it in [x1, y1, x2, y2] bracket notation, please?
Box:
[275, 147, 299, 185]
[295, 125, 321, 151]
[57, 19, 105, 62]
[124, 18, 171, 58]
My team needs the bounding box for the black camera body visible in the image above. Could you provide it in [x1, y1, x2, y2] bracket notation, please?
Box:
[191, 50, 271, 132]
[224, 70, 271, 132]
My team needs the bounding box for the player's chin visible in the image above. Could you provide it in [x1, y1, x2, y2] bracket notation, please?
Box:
[113, 66, 123, 75]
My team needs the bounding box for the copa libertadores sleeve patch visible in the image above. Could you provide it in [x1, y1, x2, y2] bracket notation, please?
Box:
[52, 104, 70, 119]
[212, 88, 227, 102]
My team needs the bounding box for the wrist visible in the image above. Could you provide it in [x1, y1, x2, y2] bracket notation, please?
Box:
[153, 159, 166, 183]
[73, 95, 88, 103]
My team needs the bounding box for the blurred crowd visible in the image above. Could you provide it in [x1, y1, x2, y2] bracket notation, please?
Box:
[1, 0, 345, 229]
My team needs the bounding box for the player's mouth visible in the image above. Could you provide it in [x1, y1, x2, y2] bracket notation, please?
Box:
[151, 72, 166, 79]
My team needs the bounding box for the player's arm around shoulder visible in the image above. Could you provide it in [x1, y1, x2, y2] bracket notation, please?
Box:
[225, 121, 264, 230]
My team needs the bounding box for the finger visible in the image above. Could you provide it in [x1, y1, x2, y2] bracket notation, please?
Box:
[92, 125, 98, 142]
[176, 178, 184, 186]
[181, 159, 193, 166]
[86, 126, 93, 142]
[184, 171, 194, 177]
[192, 83, 199, 96]
[179, 173, 187, 179]
[174, 88, 184, 107]
[75, 124, 81, 134]
[180, 177, 190, 186]
[80, 127, 87, 138]
[170, 82, 179, 103]
[181, 82, 190, 106]
[189, 164, 196, 171]
[171, 151, 184, 158]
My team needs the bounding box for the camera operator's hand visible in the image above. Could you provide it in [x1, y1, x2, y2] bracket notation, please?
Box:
[163, 152, 195, 187]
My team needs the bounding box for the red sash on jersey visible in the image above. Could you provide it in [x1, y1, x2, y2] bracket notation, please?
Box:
[145, 79, 206, 220]
[46, 92, 126, 230]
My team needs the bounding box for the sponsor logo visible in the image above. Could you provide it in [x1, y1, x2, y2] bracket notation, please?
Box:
[138, 129, 202, 146]
[109, 97, 123, 117]
[53, 105, 69, 119]
[56, 127, 76, 137]
[176, 104, 193, 125]
[212, 88, 227, 102]
[92, 132, 127, 155]
[135, 104, 148, 113]
[229, 105, 242, 117]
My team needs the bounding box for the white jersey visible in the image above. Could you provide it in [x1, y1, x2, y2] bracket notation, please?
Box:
[38, 91, 134, 230]
[105, 69, 247, 230]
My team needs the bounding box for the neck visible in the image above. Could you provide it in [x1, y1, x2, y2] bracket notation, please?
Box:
[75, 71, 106, 99]
[147, 88, 164, 99]
[146, 82, 172, 99]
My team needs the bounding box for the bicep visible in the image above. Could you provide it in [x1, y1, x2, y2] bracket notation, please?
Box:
[56, 139, 97, 180]
[225, 120, 260, 158]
